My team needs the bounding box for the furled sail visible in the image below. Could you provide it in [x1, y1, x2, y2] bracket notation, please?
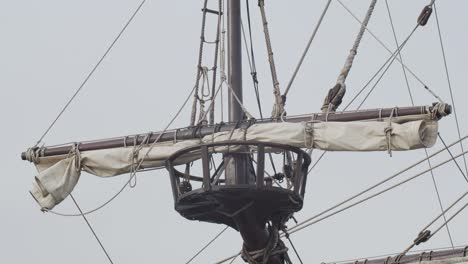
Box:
[27, 113, 439, 210]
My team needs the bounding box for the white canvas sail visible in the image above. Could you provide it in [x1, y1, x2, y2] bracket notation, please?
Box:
[28, 117, 438, 210]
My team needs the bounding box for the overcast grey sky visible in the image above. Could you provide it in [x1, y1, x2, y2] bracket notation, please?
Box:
[1, 0, 468, 263]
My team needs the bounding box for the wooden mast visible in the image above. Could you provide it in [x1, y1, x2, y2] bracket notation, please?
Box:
[225, 1, 284, 263]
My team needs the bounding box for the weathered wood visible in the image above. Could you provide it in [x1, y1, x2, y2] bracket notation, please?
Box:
[21, 104, 450, 160]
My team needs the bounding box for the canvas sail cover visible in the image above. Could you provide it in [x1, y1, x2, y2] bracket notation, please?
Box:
[28, 118, 438, 210]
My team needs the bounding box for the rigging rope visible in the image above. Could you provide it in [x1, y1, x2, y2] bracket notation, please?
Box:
[438, 134, 468, 183]
[425, 147, 456, 248]
[398, 191, 467, 256]
[218, 136, 468, 263]
[287, 135, 468, 234]
[283, 0, 332, 97]
[209, 0, 223, 125]
[258, 0, 285, 119]
[354, 24, 419, 110]
[283, 231, 304, 264]
[190, 0, 223, 126]
[321, 0, 377, 113]
[384, 0, 414, 106]
[336, 0, 443, 103]
[185, 226, 229, 264]
[190, 0, 209, 126]
[70, 194, 114, 264]
[46, 83, 199, 217]
[46, 35, 232, 216]
[241, 21, 263, 119]
[287, 147, 468, 236]
[341, 23, 419, 111]
[385, 0, 454, 248]
[433, 3, 468, 179]
[243, 0, 263, 118]
[241, 0, 278, 176]
[33, 0, 147, 147]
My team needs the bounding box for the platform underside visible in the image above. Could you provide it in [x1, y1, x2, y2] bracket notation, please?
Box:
[175, 185, 303, 230]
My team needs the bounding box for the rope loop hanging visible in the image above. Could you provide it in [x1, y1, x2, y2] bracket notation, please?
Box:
[321, 0, 377, 113]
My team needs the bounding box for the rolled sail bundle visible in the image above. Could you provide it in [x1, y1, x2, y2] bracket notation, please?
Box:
[27, 117, 438, 210]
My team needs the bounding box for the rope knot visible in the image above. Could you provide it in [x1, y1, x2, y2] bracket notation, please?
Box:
[430, 102, 451, 119]
[25, 147, 43, 164]
[321, 82, 346, 113]
[271, 101, 286, 119]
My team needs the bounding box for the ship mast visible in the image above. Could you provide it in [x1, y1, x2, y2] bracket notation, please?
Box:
[226, 1, 283, 263]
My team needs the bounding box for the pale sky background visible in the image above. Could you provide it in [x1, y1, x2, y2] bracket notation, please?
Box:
[1, 0, 468, 263]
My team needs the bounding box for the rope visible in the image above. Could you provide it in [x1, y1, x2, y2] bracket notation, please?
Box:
[385, 0, 414, 105]
[33, 0, 147, 147]
[438, 134, 468, 183]
[351, 0, 442, 110]
[242, 0, 263, 118]
[70, 194, 114, 264]
[185, 226, 228, 264]
[209, 0, 223, 125]
[219, 0, 226, 122]
[336, 0, 443, 103]
[353, 0, 439, 110]
[258, 0, 284, 119]
[385, 2, 454, 247]
[384, 108, 395, 157]
[283, 0, 332, 97]
[197, 76, 226, 125]
[307, 151, 327, 174]
[287, 135, 468, 235]
[190, 0, 223, 125]
[225, 81, 254, 120]
[240, 20, 262, 116]
[284, 231, 304, 264]
[350, 24, 419, 111]
[425, 148, 456, 248]
[45, 84, 199, 217]
[434, 3, 468, 179]
[287, 148, 468, 236]
[190, 0, 209, 126]
[321, 0, 377, 113]
[241, 9, 279, 176]
[399, 191, 467, 256]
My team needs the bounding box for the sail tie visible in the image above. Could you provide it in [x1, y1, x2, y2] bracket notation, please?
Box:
[384, 108, 397, 157]
[25, 147, 44, 164]
[303, 122, 315, 149]
[129, 132, 152, 188]
[321, 0, 377, 113]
